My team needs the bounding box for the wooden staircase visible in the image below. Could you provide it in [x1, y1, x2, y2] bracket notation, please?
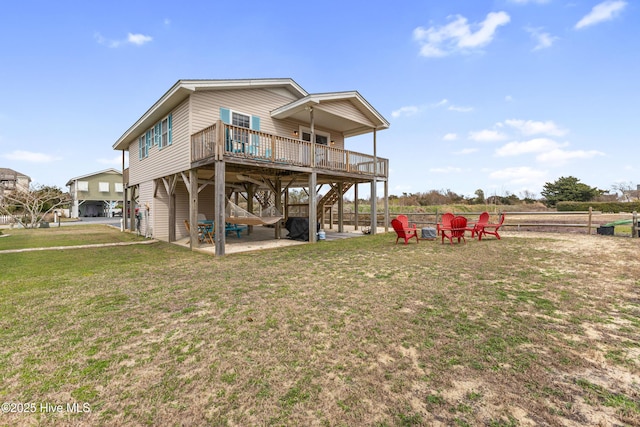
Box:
[317, 183, 353, 220]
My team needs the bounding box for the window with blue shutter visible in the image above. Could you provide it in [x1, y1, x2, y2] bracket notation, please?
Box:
[167, 114, 172, 146]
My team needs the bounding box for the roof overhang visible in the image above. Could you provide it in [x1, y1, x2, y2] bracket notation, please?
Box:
[271, 91, 390, 138]
[112, 79, 308, 151]
[65, 168, 122, 186]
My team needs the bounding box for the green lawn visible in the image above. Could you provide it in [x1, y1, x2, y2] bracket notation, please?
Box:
[0, 226, 638, 426]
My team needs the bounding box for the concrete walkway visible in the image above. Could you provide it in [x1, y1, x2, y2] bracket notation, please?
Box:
[0, 239, 157, 254]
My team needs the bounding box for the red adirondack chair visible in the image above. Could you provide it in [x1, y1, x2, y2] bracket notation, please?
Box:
[467, 211, 489, 239]
[478, 213, 505, 240]
[437, 212, 455, 236]
[441, 216, 467, 245]
[391, 218, 419, 245]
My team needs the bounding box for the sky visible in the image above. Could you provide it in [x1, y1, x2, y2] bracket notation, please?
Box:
[0, 0, 638, 200]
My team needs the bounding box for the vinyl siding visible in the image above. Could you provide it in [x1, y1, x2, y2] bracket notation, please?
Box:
[152, 179, 169, 241]
[128, 99, 190, 186]
[190, 88, 298, 135]
[138, 180, 154, 237]
[318, 100, 376, 128]
[175, 183, 190, 240]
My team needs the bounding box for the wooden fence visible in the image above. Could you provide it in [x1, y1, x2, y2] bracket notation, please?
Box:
[329, 209, 639, 237]
[0, 215, 15, 225]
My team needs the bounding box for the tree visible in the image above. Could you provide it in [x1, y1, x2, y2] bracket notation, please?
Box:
[473, 189, 485, 204]
[540, 176, 604, 207]
[0, 184, 71, 229]
[611, 181, 639, 202]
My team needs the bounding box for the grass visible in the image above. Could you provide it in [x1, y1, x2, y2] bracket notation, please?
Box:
[0, 225, 639, 426]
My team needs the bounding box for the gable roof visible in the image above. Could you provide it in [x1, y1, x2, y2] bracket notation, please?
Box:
[271, 91, 390, 138]
[113, 79, 307, 151]
[0, 168, 30, 178]
[113, 78, 389, 150]
[65, 168, 121, 186]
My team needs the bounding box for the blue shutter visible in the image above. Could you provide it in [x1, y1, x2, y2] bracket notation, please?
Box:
[221, 108, 231, 150]
[220, 107, 230, 123]
[139, 136, 143, 160]
[251, 115, 260, 149]
[167, 114, 172, 146]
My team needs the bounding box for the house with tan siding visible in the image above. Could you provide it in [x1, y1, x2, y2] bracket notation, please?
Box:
[113, 78, 390, 255]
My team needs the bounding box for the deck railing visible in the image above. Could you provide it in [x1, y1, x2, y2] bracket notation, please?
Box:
[191, 122, 388, 178]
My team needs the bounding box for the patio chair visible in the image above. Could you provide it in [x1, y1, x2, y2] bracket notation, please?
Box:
[441, 215, 467, 245]
[391, 218, 419, 245]
[467, 211, 489, 239]
[437, 212, 455, 236]
[478, 213, 505, 240]
[184, 219, 200, 242]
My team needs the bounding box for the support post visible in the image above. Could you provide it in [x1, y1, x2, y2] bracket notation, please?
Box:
[371, 128, 378, 235]
[588, 206, 593, 235]
[354, 184, 359, 231]
[338, 181, 344, 233]
[633, 211, 638, 238]
[308, 172, 317, 243]
[371, 180, 377, 234]
[214, 161, 226, 256]
[189, 169, 198, 250]
[275, 178, 282, 239]
[247, 185, 254, 235]
[384, 179, 389, 233]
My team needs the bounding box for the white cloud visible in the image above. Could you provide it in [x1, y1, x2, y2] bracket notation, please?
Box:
[489, 166, 547, 184]
[2, 150, 61, 163]
[525, 27, 558, 51]
[454, 148, 479, 155]
[536, 148, 605, 165]
[95, 32, 153, 48]
[495, 138, 568, 156]
[505, 95, 514, 102]
[429, 166, 464, 173]
[575, 0, 627, 29]
[391, 106, 420, 118]
[127, 33, 153, 46]
[443, 133, 458, 141]
[413, 11, 511, 57]
[468, 129, 509, 142]
[503, 119, 568, 136]
[391, 99, 472, 117]
[448, 105, 474, 113]
[509, 0, 550, 3]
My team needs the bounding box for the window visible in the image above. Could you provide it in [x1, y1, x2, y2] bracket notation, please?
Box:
[99, 182, 109, 192]
[138, 135, 148, 159]
[159, 114, 172, 149]
[139, 113, 173, 158]
[231, 111, 251, 146]
[115, 183, 123, 193]
[77, 181, 89, 191]
[301, 128, 330, 145]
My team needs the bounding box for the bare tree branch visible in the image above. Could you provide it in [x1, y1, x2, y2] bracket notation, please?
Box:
[0, 184, 71, 229]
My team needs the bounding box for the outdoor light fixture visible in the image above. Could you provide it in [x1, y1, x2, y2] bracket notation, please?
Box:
[293, 130, 299, 137]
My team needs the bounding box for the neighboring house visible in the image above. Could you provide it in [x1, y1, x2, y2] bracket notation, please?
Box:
[66, 169, 123, 218]
[0, 168, 31, 195]
[112, 78, 390, 255]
